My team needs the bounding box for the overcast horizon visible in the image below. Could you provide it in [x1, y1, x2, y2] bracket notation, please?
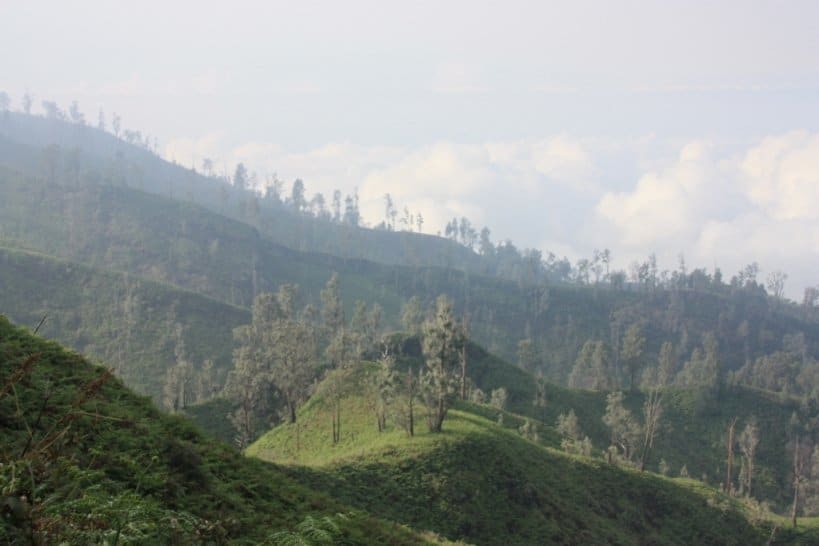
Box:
[3, 0, 819, 297]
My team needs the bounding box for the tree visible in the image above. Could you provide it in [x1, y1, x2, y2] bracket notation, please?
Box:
[369, 346, 396, 432]
[676, 333, 721, 390]
[401, 296, 424, 335]
[656, 342, 677, 387]
[349, 301, 370, 360]
[556, 409, 593, 456]
[224, 293, 279, 448]
[724, 417, 738, 495]
[420, 295, 462, 432]
[162, 329, 195, 413]
[332, 190, 342, 222]
[343, 190, 360, 226]
[457, 313, 469, 400]
[201, 158, 214, 177]
[233, 163, 248, 191]
[22, 91, 32, 114]
[602, 391, 641, 464]
[767, 270, 788, 300]
[739, 417, 760, 497]
[791, 433, 811, 527]
[621, 323, 646, 390]
[320, 273, 344, 339]
[702, 332, 721, 390]
[42, 100, 63, 120]
[383, 193, 396, 230]
[68, 101, 85, 125]
[310, 192, 328, 218]
[328, 372, 343, 444]
[271, 285, 317, 423]
[489, 387, 507, 410]
[517, 338, 540, 373]
[639, 387, 663, 472]
[479, 227, 494, 257]
[290, 179, 306, 212]
[0, 91, 9, 112]
[396, 366, 419, 437]
[518, 419, 539, 442]
[195, 359, 217, 402]
[112, 113, 121, 137]
[569, 340, 613, 390]
[97, 109, 106, 131]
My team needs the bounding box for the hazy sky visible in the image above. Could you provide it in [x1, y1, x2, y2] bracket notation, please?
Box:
[3, 1, 819, 296]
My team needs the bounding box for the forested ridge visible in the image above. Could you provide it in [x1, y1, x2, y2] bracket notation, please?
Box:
[4, 106, 819, 543]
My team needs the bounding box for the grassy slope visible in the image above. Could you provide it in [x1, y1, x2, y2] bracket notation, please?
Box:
[382, 335, 803, 509]
[248, 363, 814, 546]
[0, 315, 447, 545]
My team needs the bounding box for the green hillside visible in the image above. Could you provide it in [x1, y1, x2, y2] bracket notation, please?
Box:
[0, 315, 449, 545]
[2, 154, 817, 388]
[248, 362, 817, 545]
[2, 112, 818, 387]
[0, 245, 248, 400]
[386, 334, 804, 508]
[0, 112, 480, 273]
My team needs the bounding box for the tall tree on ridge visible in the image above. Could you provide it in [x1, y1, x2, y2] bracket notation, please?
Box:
[421, 295, 462, 432]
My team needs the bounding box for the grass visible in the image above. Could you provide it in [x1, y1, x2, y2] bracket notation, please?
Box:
[248, 362, 816, 545]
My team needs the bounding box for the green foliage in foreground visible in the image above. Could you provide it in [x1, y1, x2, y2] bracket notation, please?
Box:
[249, 363, 816, 545]
[0, 316, 442, 545]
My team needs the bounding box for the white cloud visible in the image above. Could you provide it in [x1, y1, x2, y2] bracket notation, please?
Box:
[593, 133, 819, 298]
[595, 140, 734, 247]
[740, 131, 819, 221]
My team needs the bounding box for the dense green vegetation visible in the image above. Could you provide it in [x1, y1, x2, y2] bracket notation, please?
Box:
[0, 245, 248, 399]
[3, 111, 819, 390]
[249, 362, 819, 545]
[0, 315, 446, 544]
[4, 109, 819, 543]
[381, 335, 808, 508]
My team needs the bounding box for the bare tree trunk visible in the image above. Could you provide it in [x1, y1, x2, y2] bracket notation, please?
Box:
[460, 344, 467, 401]
[460, 314, 469, 400]
[726, 417, 737, 495]
[639, 389, 662, 472]
[331, 400, 340, 444]
[792, 435, 801, 528]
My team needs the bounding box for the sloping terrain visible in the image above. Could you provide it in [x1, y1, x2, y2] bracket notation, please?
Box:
[2, 112, 819, 384]
[0, 112, 480, 272]
[387, 334, 804, 508]
[0, 245, 248, 399]
[248, 363, 814, 545]
[0, 315, 447, 544]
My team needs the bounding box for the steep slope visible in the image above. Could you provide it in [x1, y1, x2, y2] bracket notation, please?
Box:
[0, 315, 446, 545]
[0, 245, 248, 400]
[247, 363, 813, 545]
